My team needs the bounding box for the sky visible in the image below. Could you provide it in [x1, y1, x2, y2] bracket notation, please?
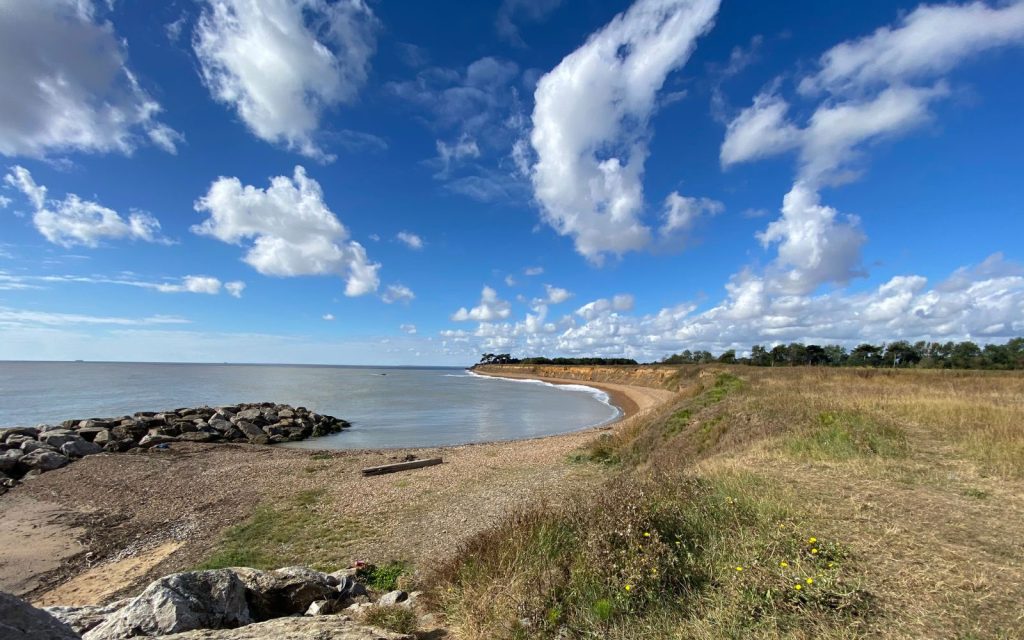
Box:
[0, 0, 1022, 366]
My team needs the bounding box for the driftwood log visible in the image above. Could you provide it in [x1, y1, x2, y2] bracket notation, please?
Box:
[361, 457, 443, 476]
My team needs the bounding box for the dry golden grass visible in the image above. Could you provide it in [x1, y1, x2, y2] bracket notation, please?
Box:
[435, 366, 1024, 639]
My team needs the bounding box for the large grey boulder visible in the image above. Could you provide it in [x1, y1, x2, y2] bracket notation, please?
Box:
[233, 422, 264, 441]
[0, 448, 24, 472]
[0, 590, 80, 639]
[19, 449, 70, 471]
[39, 429, 81, 449]
[20, 440, 55, 454]
[83, 569, 251, 639]
[61, 439, 104, 458]
[44, 600, 130, 635]
[231, 567, 340, 621]
[157, 616, 413, 639]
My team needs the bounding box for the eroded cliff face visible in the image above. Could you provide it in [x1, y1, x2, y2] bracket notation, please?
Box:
[472, 364, 687, 391]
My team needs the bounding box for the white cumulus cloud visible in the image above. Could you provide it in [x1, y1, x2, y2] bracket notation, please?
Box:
[192, 165, 380, 296]
[529, 0, 720, 261]
[0, 0, 181, 158]
[4, 166, 167, 247]
[193, 0, 378, 159]
[451, 286, 512, 322]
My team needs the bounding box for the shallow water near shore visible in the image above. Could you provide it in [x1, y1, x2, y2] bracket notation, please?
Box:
[0, 362, 619, 448]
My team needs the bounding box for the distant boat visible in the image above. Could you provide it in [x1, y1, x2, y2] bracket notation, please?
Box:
[74, 359, 84, 363]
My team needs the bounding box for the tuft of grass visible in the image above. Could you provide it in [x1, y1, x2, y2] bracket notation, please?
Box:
[357, 560, 408, 592]
[362, 605, 418, 634]
[784, 411, 909, 460]
[434, 470, 873, 639]
[196, 489, 364, 572]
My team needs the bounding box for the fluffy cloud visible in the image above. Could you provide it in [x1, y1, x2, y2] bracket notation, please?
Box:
[0, 0, 180, 158]
[539, 284, 572, 305]
[720, 1, 1024, 297]
[396, 231, 424, 250]
[524, 266, 544, 276]
[192, 166, 380, 296]
[451, 286, 512, 321]
[322, 313, 335, 321]
[4, 166, 166, 247]
[575, 294, 635, 321]
[382, 284, 415, 304]
[529, 0, 720, 261]
[799, 1, 1024, 96]
[758, 183, 866, 295]
[719, 92, 800, 167]
[400, 323, 417, 335]
[449, 255, 1024, 360]
[194, 0, 378, 159]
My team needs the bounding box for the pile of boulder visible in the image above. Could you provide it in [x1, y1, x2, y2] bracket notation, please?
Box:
[3, 565, 423, 639]
[0, 404, 349, 490]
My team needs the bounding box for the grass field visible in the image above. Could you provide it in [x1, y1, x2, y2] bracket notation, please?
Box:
[435, 367, 1024, 639]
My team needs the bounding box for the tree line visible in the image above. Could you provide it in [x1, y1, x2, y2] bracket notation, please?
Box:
[661, 338, 1024, 369]
[476, 338, 1024, 370]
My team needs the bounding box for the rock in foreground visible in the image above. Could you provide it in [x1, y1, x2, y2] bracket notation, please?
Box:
[157, 617, 413, 640]
[0, 590, 79, 640]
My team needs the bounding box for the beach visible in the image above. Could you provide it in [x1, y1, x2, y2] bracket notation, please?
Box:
[0, 371, 676, 606]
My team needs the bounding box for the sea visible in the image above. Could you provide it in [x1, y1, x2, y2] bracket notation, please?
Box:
[0, 362, 620, 449]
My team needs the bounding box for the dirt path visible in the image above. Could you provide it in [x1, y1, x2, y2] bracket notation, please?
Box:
[0, 375, 676, 606]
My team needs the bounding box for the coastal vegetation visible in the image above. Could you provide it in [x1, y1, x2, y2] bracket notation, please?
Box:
[438, 365, 1024, 638]
[663, 337, 1024, 369]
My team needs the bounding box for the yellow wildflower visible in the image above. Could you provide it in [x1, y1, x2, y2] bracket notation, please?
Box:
[643, 532, 650, 537]
[735, 566, 743, 572]
[808, 537, 817, 544]
[794, 584, 802, 591]
[806, 578, 814, 585]
[625, 584, 632, 592]
[811, 548, 819, 554]
[779, 561, 788, 568]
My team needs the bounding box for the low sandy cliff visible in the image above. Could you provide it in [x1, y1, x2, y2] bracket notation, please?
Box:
[473, 363, 684, 391]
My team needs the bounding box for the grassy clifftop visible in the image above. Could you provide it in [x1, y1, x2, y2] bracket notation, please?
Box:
[435, 367, 1024, 639]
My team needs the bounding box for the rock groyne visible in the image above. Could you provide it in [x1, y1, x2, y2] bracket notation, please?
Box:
[0, 403, 349, 491]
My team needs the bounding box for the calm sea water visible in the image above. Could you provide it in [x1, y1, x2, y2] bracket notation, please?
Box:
[0, 362, 619, 449]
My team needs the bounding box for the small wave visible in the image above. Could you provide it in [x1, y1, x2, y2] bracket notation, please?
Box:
[465, 370, 622, 421]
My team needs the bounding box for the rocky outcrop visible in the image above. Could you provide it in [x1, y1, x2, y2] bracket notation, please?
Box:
[83, 570, 252, 639]
[0, 590, 80, 640]
[29, 564, 423, 640]
[157, 617, 413, 639]
[0, 404, 350, 489]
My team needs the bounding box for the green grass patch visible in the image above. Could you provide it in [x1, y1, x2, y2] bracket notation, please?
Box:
[569, 433, 621, 465]
[357, 560, 408, 591]
[362, 605, 418, 634]
[784, 411, 909, 461]
[196, 489, 364, 572]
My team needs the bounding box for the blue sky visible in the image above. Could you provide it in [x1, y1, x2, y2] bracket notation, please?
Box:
[1, 0, 1022, 365]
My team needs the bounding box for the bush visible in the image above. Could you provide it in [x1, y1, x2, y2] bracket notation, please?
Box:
[362, 605, 418, 634]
